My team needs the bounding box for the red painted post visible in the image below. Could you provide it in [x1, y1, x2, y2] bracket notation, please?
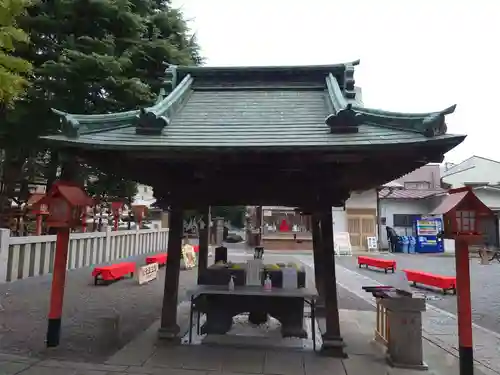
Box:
[35, 215, 42, 235]
[81, 212, 87, 233]
[46, 227, 71, 347]
[455, 236, 474, 375]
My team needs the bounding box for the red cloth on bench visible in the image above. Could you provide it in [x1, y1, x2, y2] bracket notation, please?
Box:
[357, 256, 396, 269]
[402, 269, 456, 289]
[146, 253, 168, 265]
[92, 262, 135, 281]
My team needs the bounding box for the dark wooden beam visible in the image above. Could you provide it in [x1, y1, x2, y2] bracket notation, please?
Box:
[158, 204, 183, 341]
[319, 206, 346, 357]
[197, 206, 210, 284]
[312, 213, 324, 309]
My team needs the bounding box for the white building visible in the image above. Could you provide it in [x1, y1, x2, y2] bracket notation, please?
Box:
[133, 184, 156, 207]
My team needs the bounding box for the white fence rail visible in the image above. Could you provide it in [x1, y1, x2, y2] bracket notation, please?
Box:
[0, 227, 169, 282]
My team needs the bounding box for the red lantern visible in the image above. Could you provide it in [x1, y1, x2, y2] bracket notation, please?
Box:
[431, 186, 493, 239]
[29, 193, 49, 235]
[111, 201, 124, 231]
[429, 186, 494, 373]
[39, 181, 93, 348]
[38, 181, 94, 229]
[132, 204, 147, 228]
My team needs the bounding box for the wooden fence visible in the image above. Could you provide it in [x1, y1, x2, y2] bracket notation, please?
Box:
[0, 227, 169, 282]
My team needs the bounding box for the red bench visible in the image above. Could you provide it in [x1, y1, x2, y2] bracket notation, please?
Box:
[92, 262, 136, 285]
[146, 253, 168, 266]
[402, 269, 456, 295]
[358, 256, 396, 273]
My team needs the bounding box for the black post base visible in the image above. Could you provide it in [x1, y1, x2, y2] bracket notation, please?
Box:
[459, 346, 474, 375]
[46, 318, 61, 347]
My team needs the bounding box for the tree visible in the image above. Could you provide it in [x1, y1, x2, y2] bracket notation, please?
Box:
[0, 0, 32, 105]
[0, 0, 201, 227]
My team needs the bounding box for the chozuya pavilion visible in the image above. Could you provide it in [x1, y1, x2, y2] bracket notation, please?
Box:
[42, 60, 465, 356]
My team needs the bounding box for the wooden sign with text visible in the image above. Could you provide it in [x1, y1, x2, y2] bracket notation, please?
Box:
[137, 262, 159, 285]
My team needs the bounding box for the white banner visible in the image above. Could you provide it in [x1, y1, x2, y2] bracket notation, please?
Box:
[334, 232, 352, 256]
[137, 262, 159, 285]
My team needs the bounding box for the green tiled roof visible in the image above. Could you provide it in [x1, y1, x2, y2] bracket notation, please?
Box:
[43, 61, 465, 151]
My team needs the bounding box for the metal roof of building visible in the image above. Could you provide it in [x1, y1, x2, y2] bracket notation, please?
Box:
[42, 62, 464, 152]
[379, 188, 444, 199]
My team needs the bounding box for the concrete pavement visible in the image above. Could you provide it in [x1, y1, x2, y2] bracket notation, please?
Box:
[294, 254, 500, 375]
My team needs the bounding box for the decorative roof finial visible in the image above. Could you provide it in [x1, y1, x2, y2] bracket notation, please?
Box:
[325, 104, 364, 134]
[60, 114, 80, 138]
[135, 108, 169, 135]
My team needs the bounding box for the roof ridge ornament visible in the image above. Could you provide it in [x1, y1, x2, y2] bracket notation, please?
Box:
[60, 114, 80, 138]
[156, 64, 178, 104]
[325, 104, 364, 134]
[135, 108, 169, 135]
[422, 113, 447, 137]
[343, 65, 356, 99]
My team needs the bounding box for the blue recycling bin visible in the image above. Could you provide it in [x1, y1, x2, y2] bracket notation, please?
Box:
[401, 236, 410, 253]
[408, 236, 416, 254]
[395, 236, 404, 253]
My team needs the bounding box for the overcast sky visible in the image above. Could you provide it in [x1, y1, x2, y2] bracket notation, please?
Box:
[171, 0, 498, 164]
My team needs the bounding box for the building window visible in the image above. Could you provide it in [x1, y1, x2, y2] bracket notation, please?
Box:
[393, 214, 420, 227]
[404, 181, 431, 190]
[143, 186, 148, 193]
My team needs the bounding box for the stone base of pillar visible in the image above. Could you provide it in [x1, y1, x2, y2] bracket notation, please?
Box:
[320, 335, 347, 358]
[157, 325, 181, 343]
[386, 356, 428, 371]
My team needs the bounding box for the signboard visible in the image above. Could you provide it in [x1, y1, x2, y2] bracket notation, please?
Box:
[137, 262, 158, 285]
[182, 244, 197, 269]
[263, 210, 272, 217]
[334, 232, 352, 256]
[367, 236, 378, 252]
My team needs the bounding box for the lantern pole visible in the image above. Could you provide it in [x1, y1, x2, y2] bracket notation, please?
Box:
[46, 226, 71, 347]
[455, 235, 474, 375]
[35, 214, 42, 235]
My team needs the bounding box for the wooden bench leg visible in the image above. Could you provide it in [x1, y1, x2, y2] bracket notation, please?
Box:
[384, 268, 388, 274]
[94, 275, 99, 286]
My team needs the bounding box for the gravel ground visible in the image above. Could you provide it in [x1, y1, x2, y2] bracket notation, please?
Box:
[0, 252, 201, 362]
[335, 253, 500, 333]
[0, 249, 373, 363]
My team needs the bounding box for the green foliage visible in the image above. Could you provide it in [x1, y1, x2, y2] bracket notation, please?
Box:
[0, 0, 32, 105]
[0, 0, 202, 209]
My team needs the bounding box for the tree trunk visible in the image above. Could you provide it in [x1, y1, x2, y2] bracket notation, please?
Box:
[0, 148, 27, 228]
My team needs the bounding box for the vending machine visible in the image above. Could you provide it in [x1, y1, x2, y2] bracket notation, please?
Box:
[414, 216, 443, 253]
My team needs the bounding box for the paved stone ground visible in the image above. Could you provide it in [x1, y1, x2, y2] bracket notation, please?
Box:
[294, 254, 500, 375]
[0, 249, 372, 364]
[0, 252, 201, 362]
[334, 253, 500, 334]
[1, 309, 490, 375]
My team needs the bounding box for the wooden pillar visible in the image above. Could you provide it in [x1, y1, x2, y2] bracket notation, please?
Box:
[455, 236, 474, 375]
[319, 206, 346, 357]
[311, 213, 325, 309]
[197, 206, 211, 284]
[158, 204, 183, 341]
